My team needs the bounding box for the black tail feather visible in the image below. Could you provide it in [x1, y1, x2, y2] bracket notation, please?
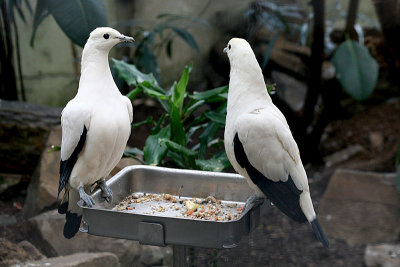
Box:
[58, 201, 68, 214]
[63, 211, 82, 239]
[311, 218, 329, 248]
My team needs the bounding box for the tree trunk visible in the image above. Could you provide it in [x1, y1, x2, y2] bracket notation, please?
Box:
[373, 0, 400, 68]
[0, 1, 19, 100]
[298, 0, 325, 161]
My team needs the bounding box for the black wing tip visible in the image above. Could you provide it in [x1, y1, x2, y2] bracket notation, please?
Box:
[311, 218, 330, 248]
[58, 201, 68, 214]
[63, 212, 82, 239]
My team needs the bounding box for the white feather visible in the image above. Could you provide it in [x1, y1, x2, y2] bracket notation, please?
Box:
[61, 27, 132, 191]
[224, 38, 316, 221]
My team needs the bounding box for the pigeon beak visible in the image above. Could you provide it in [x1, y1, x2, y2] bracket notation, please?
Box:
[117, 35, 135, 43]
[223, 47, 227, 53]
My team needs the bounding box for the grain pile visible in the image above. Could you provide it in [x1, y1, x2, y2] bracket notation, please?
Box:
[113, 193, 244, 222]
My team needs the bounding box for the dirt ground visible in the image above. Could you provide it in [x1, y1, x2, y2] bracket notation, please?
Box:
[0, 97, 399, 266]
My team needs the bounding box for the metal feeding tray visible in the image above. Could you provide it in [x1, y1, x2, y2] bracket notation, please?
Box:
[78, 165, 261, 248]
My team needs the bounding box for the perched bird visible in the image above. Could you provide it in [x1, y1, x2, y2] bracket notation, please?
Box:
[58, 27, 134, 238]
[223, 38, 329, 248]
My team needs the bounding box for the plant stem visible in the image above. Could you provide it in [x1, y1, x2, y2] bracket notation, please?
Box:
[12, 16, 26, 101]
[345, 0, 360, 40]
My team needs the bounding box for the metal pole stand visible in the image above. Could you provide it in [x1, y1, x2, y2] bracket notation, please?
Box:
[173, 245, 187, 267]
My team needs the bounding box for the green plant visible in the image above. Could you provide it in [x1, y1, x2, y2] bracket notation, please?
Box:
[128, 14, 206, 82]
[31, 0, 107, 47]
[113, 59, 230, 172]
[332, 39, 379, 101]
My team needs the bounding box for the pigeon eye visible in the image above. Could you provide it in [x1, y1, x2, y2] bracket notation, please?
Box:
[103, 33, 109, 39]
[228, 44, 231, 50]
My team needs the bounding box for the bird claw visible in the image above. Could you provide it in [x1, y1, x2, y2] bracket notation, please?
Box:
[78, 187, 95, 207]
[97, 180, 113, 204]
[243, 193, 264, 212]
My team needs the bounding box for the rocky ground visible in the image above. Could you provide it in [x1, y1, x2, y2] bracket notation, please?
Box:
[0, 97, 400, 266]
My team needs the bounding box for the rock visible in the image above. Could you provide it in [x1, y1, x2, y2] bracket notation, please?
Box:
[26, 210, 88, 257]
[17, 240, 46, 261]
[365, 243, 400, 267]
[26, 210, 172, 266]
[318, 169, 400, 246]
[0, 214, 17, 227]
[369, 132, 384, 150]
[138, 245, 170, 267]
[0, 238, 29, 266]
[16, 252, 119, 267]
[23, 126, 62, 219]
[271, 71, 306, 112]
[323, 145, 364, 167]
[0, 173, 23, 194]
[0, 238, 45, 266]
[0, 100, 61, 175]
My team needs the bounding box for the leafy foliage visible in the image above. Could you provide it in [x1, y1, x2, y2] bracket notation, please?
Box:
[31, 0, 108, 47]
[128, 14, 206, 82]
[113, 60, 230, 172]
[332, 40, 378, 101]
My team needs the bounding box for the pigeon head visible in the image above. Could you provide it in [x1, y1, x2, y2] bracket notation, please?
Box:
[223, 38, 256, 67]
[85, 27, 134, 52]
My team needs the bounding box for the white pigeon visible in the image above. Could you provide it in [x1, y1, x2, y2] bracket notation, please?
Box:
[223, 38, 329, 248]
[58, 27, 134, 238]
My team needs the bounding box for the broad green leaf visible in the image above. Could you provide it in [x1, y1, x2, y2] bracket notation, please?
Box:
[141, 86, 167, 99]
[195, 158, 225, 172]
[160, 138, 197, 158]
[150, 114, 166, 135]
[131, 116, 154, 129]
[30, 0, 50, 47]
[112, 59, 158, 86]
[195, 150, 230, 172]
[186, 123, 206, 140]
[182, 99, 202, 116]
[144, 126, 170, 165]
[198, 122, 221, 159]
[172, 64, 192, 112]
[169, 26, 199, 51]
[170, 104, 186, 146]
[166, 151, 186, 169]
[47, 0, 108, 47]
[136, 40, 160, 82]
[332, 40, 378, 101]
[126, 87, 142, 100]
[204, 110, 226, 125]
[191, 85, 228, 101]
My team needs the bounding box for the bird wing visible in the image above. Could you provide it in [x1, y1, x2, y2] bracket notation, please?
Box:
[58, 101, 91, 197]
[123, 96, 133, 123]
[233, 109, 307, 222]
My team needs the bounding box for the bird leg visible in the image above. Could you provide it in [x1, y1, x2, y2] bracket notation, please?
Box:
[78, 186, 95, 207]
[97, 179, 113, 203]
[242, 193, 264, 213]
